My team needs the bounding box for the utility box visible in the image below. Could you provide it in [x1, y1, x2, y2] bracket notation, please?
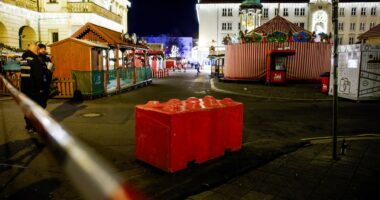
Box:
[329, 44, 380, 101]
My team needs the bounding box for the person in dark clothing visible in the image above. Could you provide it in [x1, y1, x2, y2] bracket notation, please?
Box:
[20, 43, 49, 133]
[38, 43, 54, 100]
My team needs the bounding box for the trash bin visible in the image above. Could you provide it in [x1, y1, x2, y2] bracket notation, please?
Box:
[320, 72, 330, 94]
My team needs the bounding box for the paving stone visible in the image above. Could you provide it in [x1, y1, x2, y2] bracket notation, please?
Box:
[187, 191, 214, 200]
[240, 190, 274, 200]
[213, 183, 251, 199]
[203, 191, 234, 200]
[275, 184, 312, 200]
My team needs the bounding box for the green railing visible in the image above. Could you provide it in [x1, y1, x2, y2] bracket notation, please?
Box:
[120, 67, 134, 87]
[71, 70, 104, 96]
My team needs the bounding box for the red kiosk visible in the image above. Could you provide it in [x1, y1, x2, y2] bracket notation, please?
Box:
[266, 49, 296, 84]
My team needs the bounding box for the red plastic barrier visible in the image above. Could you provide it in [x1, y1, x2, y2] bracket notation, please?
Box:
[135, 96, 243, 172]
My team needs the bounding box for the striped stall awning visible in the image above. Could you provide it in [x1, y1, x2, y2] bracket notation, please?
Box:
[250, 16, 310, 35]
[224, 42, 332, 81]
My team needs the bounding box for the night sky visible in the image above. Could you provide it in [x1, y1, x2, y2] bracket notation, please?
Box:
[128, 0, 199, 37]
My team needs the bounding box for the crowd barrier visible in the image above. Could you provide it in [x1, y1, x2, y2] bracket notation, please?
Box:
[135, 96, 243, 172]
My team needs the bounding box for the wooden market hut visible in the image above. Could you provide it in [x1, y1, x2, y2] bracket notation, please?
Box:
[50, 23, 151, 98]
[49, 37, 109, 96]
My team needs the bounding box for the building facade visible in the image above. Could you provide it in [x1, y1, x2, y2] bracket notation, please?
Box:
[196, 0, 380, 62]
[0, 0, 130, 50]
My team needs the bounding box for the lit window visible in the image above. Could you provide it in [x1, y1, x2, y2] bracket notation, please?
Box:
[350, 23, 355, 31]
[263, 8, 268, 18]
[300, 8, 305, 16]
[283, 8, 288, 16]
[295, 8, 299, 16]
[339, 8, 345, 16]
[360, 23, 365, 31]
[228, 8, 233, 16]
[371, 7, 376, 16]
[361, 7, 366, 16]
[351, 8, 356, 16]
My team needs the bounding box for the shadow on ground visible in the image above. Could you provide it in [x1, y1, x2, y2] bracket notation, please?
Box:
[49, 100, 87, 122]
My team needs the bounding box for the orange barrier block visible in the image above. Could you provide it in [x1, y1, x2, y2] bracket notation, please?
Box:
[135, 96, 243, 172]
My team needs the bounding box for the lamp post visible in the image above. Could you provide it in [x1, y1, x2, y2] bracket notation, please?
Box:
[37, 0, 41, 43]
[332, 0, 339, 160]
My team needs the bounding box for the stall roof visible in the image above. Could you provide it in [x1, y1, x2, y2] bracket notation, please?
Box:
[71, 23, 148, 49]
[49, 37, 109, 48]
[251, 16, 310, 35]
[358, 24, 380, 40]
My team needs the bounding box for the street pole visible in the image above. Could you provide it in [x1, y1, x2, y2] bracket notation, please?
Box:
[332, 0, 339, 160]
[37, 0, 41, 43]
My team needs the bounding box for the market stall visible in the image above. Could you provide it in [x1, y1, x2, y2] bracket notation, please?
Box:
[50, 23, 151, 98]
[224, 16, 332, 82]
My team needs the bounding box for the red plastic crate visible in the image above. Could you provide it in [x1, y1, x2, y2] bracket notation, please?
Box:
[135, 96, 243, 172]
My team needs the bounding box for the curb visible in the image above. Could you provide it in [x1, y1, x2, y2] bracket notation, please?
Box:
[210, 78, 333, 101]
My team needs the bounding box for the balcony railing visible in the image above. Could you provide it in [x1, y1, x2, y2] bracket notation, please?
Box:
[67, 2, 122, 24]
[1, 0, 38, 11]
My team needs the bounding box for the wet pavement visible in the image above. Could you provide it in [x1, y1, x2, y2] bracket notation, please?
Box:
[0, 69, 380, 199]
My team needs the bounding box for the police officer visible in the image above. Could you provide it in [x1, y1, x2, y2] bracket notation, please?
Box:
[20, 43, 49, 133]
[38, 43, 53, 99]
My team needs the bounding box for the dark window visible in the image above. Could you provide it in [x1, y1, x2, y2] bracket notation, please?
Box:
[361, 8, 366, 16]
[338, 23, 344, 31]
[228, 8, 233, 16]
[222, 23, 227, 30]
[263, 8, 268, 18]
[300, 8, 305, 16]
[349, 37, 354, 44]
[350, 23, 355, 31]
[360, 23, 365, 31]
[371, 7, 376, 16]
[283, 8, 288, 16]
[339, 8, 344, 16]
[295, 8, 299, 16]
[370, 22, 375, 29]
[52, 32, 59, 43]
[351, 8, 356, 16]
[222, 8, 227, 16]
[227, 23, 232, 30]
